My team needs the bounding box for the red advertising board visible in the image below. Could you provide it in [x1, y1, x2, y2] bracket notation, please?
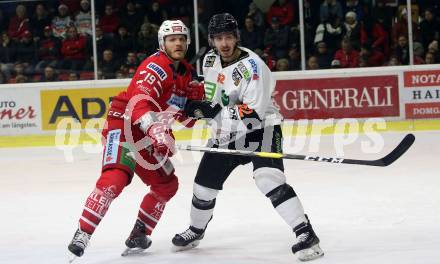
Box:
[273, 75, 400, 120]
[404, 70, 440, 88]
[405, 103, 440, 119]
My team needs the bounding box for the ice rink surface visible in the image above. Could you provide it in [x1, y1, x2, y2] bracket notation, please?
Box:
[1, 131, 439, 264]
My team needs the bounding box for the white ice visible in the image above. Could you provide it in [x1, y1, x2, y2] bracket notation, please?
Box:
[1, 131, 439, 264]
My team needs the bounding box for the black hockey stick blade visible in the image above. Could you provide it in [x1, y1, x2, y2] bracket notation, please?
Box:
[177, 134, 415, 167]
[189, 46, 207, 65]
[340, 133, 415, 166]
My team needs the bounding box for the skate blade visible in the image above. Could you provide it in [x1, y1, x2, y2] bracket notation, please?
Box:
[68, 253, 77, 263]
[121, 247, 147, 256]
[171, 240, 201, 252]
[297, 244, 324, 261]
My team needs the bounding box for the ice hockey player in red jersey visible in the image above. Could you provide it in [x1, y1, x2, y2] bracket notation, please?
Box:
[67, 20, 204, 261]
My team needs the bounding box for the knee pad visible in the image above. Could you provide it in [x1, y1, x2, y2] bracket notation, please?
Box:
[150, 174, 179, 202]
[253, 167, 286, 194]
[192, 183, 219, 210]
[95, 168, 130, 198]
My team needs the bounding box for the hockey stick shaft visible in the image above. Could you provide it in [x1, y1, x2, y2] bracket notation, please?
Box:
[189, 46, 207, 65]
[177, 134, 415, 167]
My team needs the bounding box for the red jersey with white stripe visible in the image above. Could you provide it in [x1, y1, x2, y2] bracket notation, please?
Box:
[112, 50, 196, 125]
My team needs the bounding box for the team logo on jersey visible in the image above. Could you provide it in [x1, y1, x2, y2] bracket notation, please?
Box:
[204, 81, 217, 101]
[167, 93, 187, 110]
[147, 62, 167, 81]
[237, 62, 251, 81]
[217, 73, 225, 84]
[228, 106, 239, 120]
[232, 68, 243, 86]
[104, 129, 121, 165]
[204, 56, 216, 67]
[221, 89, 230, 106]
[248, 59, 259, 80]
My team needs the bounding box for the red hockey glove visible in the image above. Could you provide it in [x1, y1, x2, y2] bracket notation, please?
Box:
[146, 123, 175, 157]
[186, 81, 205, 100]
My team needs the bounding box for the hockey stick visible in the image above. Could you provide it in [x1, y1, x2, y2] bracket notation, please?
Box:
[189, 46, 207, 65]
[177, 133, 415, 167]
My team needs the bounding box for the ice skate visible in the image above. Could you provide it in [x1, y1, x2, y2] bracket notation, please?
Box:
[171, 226, 205, 252]
[68, 228, 91, 263]
[291, 218, 324, 261]
[121, 220, 152, 256]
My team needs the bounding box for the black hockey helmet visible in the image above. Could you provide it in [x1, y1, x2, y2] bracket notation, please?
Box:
[208, 13, 240, 43]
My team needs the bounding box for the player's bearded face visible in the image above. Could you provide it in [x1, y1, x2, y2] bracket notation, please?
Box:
[213, 33, 238, 61]
[164, 35, 187, 61]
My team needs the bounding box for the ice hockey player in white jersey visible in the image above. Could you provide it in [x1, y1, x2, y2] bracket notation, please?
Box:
[172, 13, 324, 261]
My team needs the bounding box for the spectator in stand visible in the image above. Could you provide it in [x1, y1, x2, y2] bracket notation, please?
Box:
[31, 3, 51, 42]
[15, 30, 36, 75]
[264, 17, 289, 59]
[334, 38, 359, 68]
[373, 0, 393, 33]
[0, 32, 16, 80]
[307, 56, 320, 70]
[413, 42, 426, 64]
[287, 44, 301, 70]
[427, 40, 439, 62]
[387, 55, 400, 66]
[320, 0, 343, 23]
[60, 26, 87, 71]
[68, 71, 79, 81]
[8, 4, 30, 41]
[275, 58, 289, 71]
[10, 63, 29, 83]
[394, 35, 409, 65]
[419, 8, 440, 51]
[35, 26, 61, 73]
[39, 66, 58, 82]
[115, 70, 127, 79]
[0, 9, 9, 33]
[392, 8, 419, 47]
[425, 52, 437, 64]
[359, 44, 385, 67]
[344, 0, 364, 21]
[95, 26, 113, 60]
[136, 23, 158, 57]
[123, 51, 139, 72]
[113, 25, 135, 61]
[246, 2, 265, 28]
[146, 2, 168, 26]
[240, 17, 263, 51]
[60, 0, 81, 15]
[342, 11, 364, 50]
[52, 4, 73, 39]
[14, 74, 28, 83]
[314, 15, 344, 54]
[266, 0, 294, 26]
[314, 41, 333, 69]
[120, 1, 144, 36]
[99, 49, 120, 79]
[75, 0, 92, 36]
[98, 4, 120, 37]
[362, 16, 389, 57]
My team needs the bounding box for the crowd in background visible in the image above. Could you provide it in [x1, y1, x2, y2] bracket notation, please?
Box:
[0, 0, 439, 84]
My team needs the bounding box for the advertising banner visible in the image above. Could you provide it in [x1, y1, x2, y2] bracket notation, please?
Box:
[40, 87, 124, 130]
[402, 70, 440, 119]
[0, 88, 41, 135]
[273, 75, 400, 120]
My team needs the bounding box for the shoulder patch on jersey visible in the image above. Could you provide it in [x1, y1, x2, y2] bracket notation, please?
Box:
[204, 55, 216, 67]
[147, 62, 167, 81]
[248, 59, 259, 80]
[237, 61, 251, 81]
[232, 67, 243, 86]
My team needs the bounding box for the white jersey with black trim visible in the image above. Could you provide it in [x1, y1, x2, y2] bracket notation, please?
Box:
[202, 46, 283, 140]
